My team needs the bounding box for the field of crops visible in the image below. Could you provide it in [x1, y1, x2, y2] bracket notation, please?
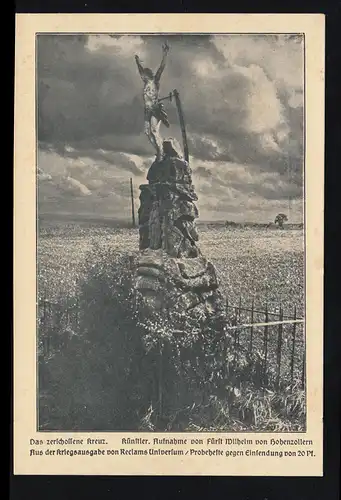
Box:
[37, 220, 306, 432]
[38, 220, 304, 319]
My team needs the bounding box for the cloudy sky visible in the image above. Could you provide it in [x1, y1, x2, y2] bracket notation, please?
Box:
[37, 34, 304, 222]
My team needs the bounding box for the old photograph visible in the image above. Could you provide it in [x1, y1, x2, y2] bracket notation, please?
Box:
[36, 32, 307, 433]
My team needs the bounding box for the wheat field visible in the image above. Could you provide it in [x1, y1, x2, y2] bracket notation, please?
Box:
[37, 220, 306, 432]
[38, 220, 304, 314]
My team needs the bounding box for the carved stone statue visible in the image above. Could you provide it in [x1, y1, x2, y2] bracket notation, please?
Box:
[133, 46, 225, 322]
[135, 138, 224, 319]
[135, 42, 170, 162]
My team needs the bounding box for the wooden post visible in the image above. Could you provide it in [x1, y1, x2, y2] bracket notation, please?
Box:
[301, 346, 306, 389]
[42, 289, 47, 356]
[249, 298, 254, 352]
[173, 89, 189, 163]
[263, 304, 269, 386]
[130, 177, 136, 228]
[276, 305, 283, 390]
[223, 297, 229, 380]
[76, 295, 80, 329]
[237, 295, 242, 357]
[233, 305, 238, 368]
[290, 305, 297, 387]
[45, 297, 50, 357]
[158, 342, 163, 420]
[65, 296, 69, 327]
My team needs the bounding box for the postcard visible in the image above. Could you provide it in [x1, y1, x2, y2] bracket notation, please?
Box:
[14, 13, 324, 476]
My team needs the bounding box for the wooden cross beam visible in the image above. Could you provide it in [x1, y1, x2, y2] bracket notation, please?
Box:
[158, 89, 189, 163]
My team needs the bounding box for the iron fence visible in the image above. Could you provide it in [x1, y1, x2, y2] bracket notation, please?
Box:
[37, 293, 305, 392]
[225, 298, 305, 390]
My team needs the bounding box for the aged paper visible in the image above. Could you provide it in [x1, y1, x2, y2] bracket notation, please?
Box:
[14, 14, 324, 476]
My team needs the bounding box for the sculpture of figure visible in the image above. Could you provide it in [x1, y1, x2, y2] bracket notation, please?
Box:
[135, 42, 170, 161]
[134, 48, 224, 318]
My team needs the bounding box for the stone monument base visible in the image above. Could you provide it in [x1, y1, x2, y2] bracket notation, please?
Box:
[134, 248, 225, 320]
[134, 139, 225, 324]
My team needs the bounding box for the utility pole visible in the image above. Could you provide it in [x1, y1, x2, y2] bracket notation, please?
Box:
[287, 154, 291, 220]
[130, 177, 136, 228]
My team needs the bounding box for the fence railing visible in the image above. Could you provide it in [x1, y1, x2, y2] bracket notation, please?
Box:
[225, 299, 305, 390]
[37, 293, 305, 392]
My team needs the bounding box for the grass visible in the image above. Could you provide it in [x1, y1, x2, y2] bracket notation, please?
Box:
[37, 220, 305, 432]
[38, 221, 304, 312]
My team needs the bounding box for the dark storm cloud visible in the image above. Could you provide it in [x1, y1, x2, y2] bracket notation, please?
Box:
[193, 160, 301, 203]
[37, 34, 304, 220]
[37, 35, 303, 164]
[37, 35, 146, 143]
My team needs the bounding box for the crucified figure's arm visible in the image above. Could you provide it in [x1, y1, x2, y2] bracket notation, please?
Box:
[155, 42, 169, 84]
[135, 55, 147, 81]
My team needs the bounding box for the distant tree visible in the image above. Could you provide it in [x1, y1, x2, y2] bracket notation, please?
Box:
[225, 220, 237, 228]
[274, 213, 288, 228]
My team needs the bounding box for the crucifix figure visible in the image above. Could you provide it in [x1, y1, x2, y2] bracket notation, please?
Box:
[135, 42, 170, 162]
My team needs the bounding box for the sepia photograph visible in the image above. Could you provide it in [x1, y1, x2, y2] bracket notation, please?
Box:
[36, 32, 306, 433]
[13, 12, 325, 476]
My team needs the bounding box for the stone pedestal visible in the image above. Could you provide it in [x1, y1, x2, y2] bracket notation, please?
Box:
[135, 139, 224, 320]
